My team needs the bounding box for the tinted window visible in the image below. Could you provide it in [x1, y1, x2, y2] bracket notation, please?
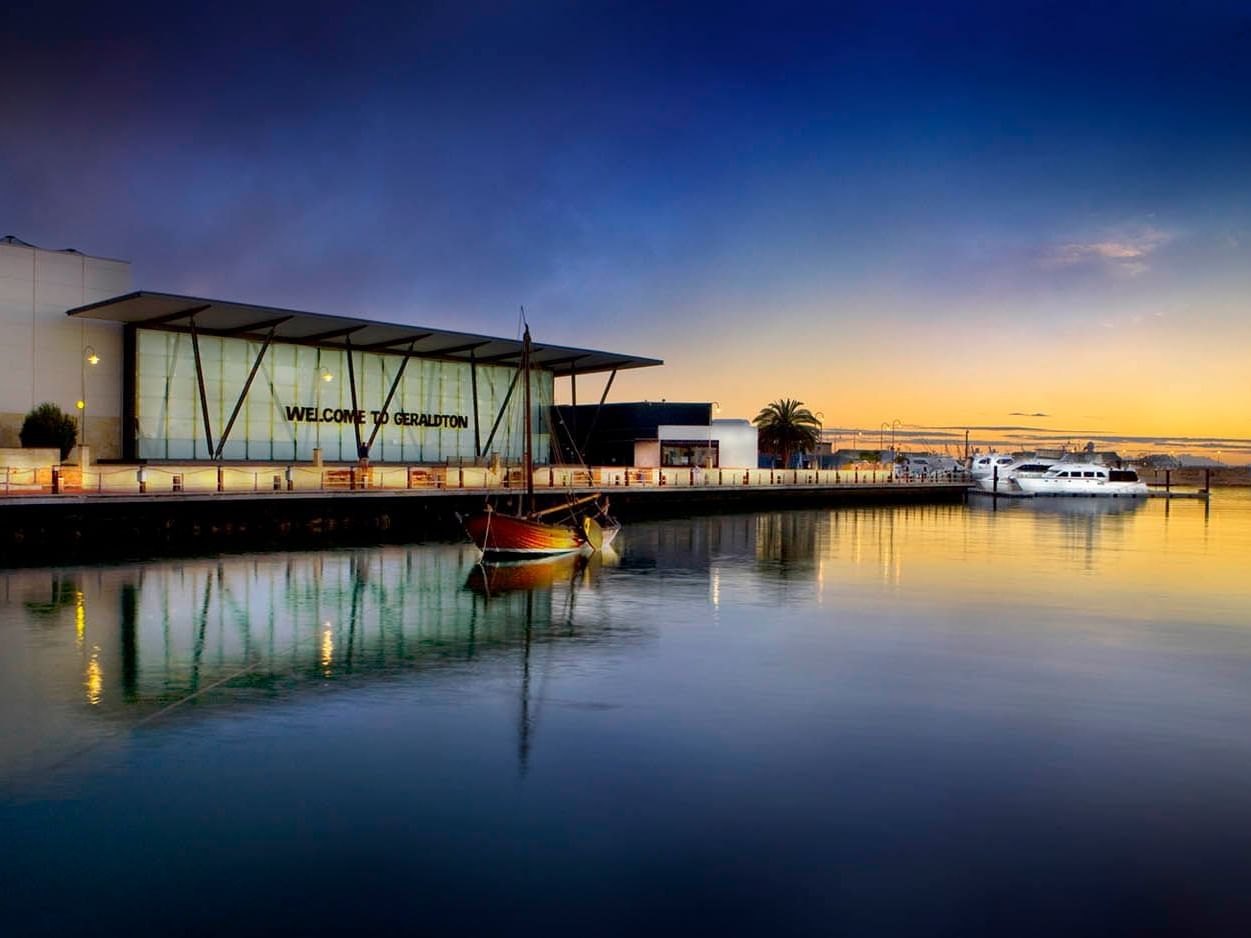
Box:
[1109, 469, 1138, 482]
[1083, 471, 1095, 477]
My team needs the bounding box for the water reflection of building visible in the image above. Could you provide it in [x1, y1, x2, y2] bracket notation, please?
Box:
[0, 545, 636, 784]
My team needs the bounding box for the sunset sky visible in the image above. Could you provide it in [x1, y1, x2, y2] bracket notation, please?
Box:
[4, 1, 1249, 453]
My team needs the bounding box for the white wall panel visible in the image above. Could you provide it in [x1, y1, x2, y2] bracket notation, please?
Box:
[0, 243, 130, 453]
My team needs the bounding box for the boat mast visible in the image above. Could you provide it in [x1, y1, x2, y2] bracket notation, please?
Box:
[522, 324, 534, 515]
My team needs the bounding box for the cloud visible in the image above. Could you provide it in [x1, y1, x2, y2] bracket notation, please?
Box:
[1042, 226, 1171, 276]
[1010, 411, 1049, 417]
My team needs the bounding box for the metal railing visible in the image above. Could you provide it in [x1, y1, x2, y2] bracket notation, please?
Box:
[0, 463, 970, 498]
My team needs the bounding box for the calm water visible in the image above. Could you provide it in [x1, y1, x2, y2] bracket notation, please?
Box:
[3, 493, 1251, 936]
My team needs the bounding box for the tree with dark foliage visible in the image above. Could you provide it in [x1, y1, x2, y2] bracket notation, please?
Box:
[20, 402, 78, 460]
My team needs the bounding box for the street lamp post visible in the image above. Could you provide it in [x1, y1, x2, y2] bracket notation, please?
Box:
[813, 411, 824, 469]
[79, 345, 99, 456]
[707, 402, 720, 470]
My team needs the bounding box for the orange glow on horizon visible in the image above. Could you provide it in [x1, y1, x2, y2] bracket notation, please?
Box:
[563, 308, 1251, 451]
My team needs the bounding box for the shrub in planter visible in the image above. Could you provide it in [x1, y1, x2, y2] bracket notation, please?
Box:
[20, 402, 78, 460]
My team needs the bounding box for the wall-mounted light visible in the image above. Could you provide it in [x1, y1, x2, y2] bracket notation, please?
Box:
[85, 346, 100, 366]
[75, 399, 85, 411]
[319, 367, 334, 383]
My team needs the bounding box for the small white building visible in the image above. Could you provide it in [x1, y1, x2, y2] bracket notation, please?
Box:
[634, 419, 757, 469]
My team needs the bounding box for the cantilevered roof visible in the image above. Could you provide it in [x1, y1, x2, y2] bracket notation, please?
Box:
[67, 291, 662, 377]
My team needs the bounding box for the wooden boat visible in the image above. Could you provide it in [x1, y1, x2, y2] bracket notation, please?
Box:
[464, 508, 586, 556]
[464, 324, 619, 558]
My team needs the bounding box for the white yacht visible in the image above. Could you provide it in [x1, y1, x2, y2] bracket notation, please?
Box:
[969, 453, 1017, 484]
[971, 451, 1064, 493]
[1015, 462, 1148, 497]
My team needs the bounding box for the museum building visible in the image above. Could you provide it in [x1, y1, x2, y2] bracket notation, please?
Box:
[0, 238, 661, 464]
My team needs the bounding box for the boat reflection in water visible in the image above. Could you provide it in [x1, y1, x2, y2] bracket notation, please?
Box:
[968, 491, 1150, 516]
[463, 546, 620, 772]
[464, 546, 618, 598]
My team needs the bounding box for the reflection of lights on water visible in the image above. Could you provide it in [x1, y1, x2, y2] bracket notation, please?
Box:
[85, 646, 102, 706]
[321, 623, 334, 673]
[711, 568, 720, 609]
[75, 591, 85, 646]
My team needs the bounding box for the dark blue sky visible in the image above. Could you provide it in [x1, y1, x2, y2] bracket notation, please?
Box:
[4, 1, 1250, 436]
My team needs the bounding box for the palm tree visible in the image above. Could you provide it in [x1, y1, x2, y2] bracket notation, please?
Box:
[753, 399, 822, 468]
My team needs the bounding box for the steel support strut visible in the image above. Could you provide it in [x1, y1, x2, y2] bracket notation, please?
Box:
[481, 368, 521, 456]
[569, 365, 577, 461]
[363, 340, 417, 456]
[189, 316, 215, 457]
[345, 334, 364, 459]
[581, 368, 616, 454]
[470, 349, 481, 460]
[214, 326, 278, 459]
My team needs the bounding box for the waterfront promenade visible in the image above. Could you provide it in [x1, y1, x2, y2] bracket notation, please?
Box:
[0, 461, 968, 566]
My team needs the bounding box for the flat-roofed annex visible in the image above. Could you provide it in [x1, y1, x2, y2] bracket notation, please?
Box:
[67, 291, 662, 377]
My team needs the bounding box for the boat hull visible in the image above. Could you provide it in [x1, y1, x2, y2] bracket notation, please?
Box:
[1015, 477, 1147, 497]
[464, 511, 587, 557]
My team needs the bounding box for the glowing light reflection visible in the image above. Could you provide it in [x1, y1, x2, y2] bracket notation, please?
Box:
[75, 591, 85, 647]
[85, 646, 102, 706]
[321, 623, 334, 674]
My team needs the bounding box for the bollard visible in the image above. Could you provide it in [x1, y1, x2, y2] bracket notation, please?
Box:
[51, 466, 60, 494]
[173, 474, 183, 493]
[273, 474, 282, 491]
[285, 466, 294, 491]
[137, 467, 147, 494]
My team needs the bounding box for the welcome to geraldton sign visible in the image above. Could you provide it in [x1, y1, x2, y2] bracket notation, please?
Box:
[283, 405, 470, 429]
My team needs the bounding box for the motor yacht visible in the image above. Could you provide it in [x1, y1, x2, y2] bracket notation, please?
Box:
[971, 451, 1064, 493]
[969, 453, 1016, 484]
[1014, 462, 1148, 497]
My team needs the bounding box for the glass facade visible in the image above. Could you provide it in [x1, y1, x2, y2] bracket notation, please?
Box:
[134, 329, 552, 462]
